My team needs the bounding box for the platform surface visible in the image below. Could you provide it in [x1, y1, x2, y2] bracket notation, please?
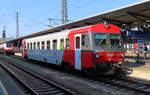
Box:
[126, 53, 150, 81]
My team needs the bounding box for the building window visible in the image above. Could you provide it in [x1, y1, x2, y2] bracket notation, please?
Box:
[47, 40, 50, 50]
[53, 40, 57, 50]
[37, 42, 40, 49]
[42, 41, 45, 49]
[60, 39, 64, 50]
[66, 38, 70, 50]
[30, 43, 32, 50]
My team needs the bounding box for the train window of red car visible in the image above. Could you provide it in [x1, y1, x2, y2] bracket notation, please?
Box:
[60, 39, 64, 50]
[76, 37, 80, 49]
[37, 42, 40, 49]
[47, 40, 50, 50]
[53, 40, 57, 50]
[66, 38, 70, 50]
[42, 41, 45, 49]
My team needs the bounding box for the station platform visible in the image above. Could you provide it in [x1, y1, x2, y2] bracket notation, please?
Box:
[0, 63, 26, 95]
[126, 53, 150, 81]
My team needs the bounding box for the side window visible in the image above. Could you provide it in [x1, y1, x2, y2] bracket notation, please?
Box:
[42, 41, 45, 49]
[27, 43, 29, 49]
[66, 38, 70, 50]
[82, 35, 86, 46]
[33, 42, 36, 50]
[76, 37, 80, 49]
[30, 43, 32, 50]
[47, 40, 50, 50]
[53, 40, 57, 50]
[60, 39, 64, 50]
[37, 42, 40, 49]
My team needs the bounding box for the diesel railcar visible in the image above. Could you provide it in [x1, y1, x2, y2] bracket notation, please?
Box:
[22, 24, 131, 75]
[0, 42, 14, 55]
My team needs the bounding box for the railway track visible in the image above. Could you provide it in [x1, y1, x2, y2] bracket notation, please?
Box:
[3, 55, 150, 95]
[97, 76, 150, 95]
[0, 57, 76, 95]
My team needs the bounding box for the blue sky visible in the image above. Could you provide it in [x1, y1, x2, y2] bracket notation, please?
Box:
[0, 0, 142, 38]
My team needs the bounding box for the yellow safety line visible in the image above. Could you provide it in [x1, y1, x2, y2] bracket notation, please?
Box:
[0, 81, 8, 95]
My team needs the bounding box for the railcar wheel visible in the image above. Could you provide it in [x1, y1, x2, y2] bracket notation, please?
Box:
[62, 62, 73, 72]
[114, 68, 127, 78]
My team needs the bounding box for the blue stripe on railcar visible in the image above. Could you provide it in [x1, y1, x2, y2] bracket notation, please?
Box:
[27, 50, 64, 65]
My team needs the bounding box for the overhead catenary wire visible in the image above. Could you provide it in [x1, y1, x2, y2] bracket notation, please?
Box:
[70, 0, 98, 13]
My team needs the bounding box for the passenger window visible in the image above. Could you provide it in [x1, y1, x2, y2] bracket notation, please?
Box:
[53, 40, 57, 50]
[76, 37, 80, 49]
[66, 38, 70, 50]
[42, 41, 45, 49]
[33, 42, 36, 50]
[82, 35, 86, 46]
[30, 43, 32, 50]
[37, 42, 40, 49]
[47, 40, 50, 50]
[27, 43, 29, 49]
[60, 39, 64, 50]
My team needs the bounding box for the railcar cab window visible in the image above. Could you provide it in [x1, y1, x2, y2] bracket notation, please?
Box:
[6, 43, 11, 48]
[53, 40, 57, 50]
[42, 41, 45, 49]
[37, 42, 40, 49]
[47, 40, 50, 50]
[94, 33, 108, 47]
[66, 38, 70, 50]
[60, 39, 64, 50]
[110, 33, 122, 48]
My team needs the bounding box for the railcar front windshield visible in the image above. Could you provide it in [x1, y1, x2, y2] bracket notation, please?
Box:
[110, 33, 122, 48]
[6, 43, 11, 48]
[93, 33, 122, 48]
[94, 33, 108, 47]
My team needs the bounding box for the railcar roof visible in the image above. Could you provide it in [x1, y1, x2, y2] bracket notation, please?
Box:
[5, 0, 150, 42]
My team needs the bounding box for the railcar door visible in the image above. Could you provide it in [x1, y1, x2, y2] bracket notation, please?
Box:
[75, 34, 81, 70]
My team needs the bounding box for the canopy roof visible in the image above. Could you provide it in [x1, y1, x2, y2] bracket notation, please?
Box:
[9, 0, 150, 41]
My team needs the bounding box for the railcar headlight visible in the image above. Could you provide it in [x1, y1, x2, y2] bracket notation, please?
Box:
[96, 54, 101, 58]
[118, 62, 122, 65]
[118, 62, 122, 64]
[120, 54, 125, 57]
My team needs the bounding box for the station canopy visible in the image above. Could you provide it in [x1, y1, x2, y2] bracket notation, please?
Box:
[11, 0, 150, 41]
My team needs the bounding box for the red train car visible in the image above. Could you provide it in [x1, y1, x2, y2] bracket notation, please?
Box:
[22, 24, 131, 75]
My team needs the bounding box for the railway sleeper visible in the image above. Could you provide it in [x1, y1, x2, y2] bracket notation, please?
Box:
[35, 88, 56, 92]
[54, 93, 66, 95]
[33, 85, 52, 89]
[144, 88, 150, 91]
[32, 82, 48, 85]
[34, 83, 49, 87]
[38, 90, 61, 95]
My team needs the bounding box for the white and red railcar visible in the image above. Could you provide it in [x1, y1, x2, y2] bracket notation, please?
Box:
[0, 42, 14, 55]
[22, 24, 130, 75]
